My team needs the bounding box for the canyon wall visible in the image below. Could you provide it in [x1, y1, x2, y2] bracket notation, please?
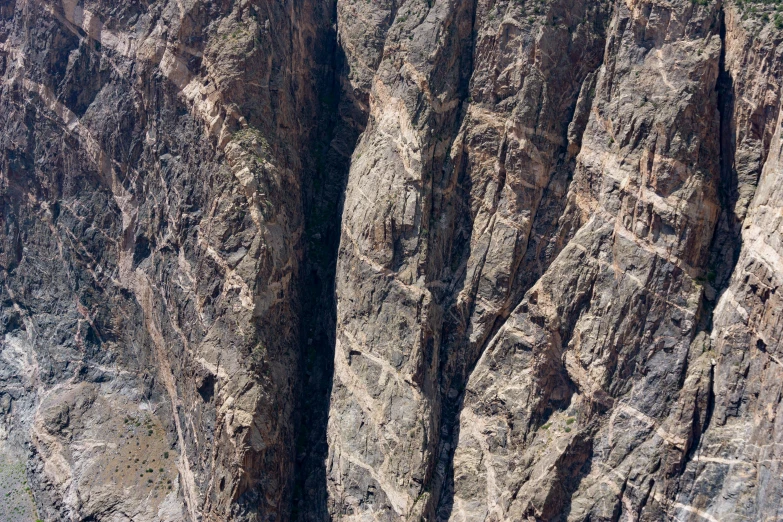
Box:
[0, 0, 781, 521]
[0, 0, 336, 519]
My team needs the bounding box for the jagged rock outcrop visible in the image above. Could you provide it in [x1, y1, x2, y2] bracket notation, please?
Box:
[0, 0, 782, 521]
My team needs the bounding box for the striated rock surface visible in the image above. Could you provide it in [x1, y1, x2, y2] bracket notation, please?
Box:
[327, 0, 783, 521]
[0, 0, 782, 521]
[0, 0, 336, 519]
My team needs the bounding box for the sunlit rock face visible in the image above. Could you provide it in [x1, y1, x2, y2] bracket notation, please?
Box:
[1, 1, 782, 521]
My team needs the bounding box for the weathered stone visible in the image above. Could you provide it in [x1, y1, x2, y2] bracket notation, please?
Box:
[1, 0, 783, 521]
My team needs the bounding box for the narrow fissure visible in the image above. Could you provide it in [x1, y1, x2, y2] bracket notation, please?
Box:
[681, 3, 729, 471]
[703, 3, 743, 317]
[676, 2, 751, 491]
[290, 1, 363, 518]
[422, 0, 482, 517]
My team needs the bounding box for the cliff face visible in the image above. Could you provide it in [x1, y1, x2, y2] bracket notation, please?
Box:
[0, 0, 781, 521]
[0, 0, 335, 519]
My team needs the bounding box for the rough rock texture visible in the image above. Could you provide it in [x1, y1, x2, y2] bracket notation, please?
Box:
[326, 0, 783, 521]
[0, 0, 336, 520]
[1, 0, 782, 521]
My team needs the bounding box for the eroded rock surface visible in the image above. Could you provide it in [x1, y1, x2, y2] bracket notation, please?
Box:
[0, 0, 782, 521]
[0, 0, 334, 519]
[327, 0, 783, 521]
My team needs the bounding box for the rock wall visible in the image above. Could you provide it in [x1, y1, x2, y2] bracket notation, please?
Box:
[0, 0, 781, 521]
[327, 0, 783, 521]
[0, 0, 335, 520]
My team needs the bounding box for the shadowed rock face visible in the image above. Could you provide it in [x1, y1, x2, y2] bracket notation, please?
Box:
[0, 0, 782, 521]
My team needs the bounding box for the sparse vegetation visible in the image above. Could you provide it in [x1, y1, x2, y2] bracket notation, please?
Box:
[734, 0, 783, 26]
[0, 456, 39, 521]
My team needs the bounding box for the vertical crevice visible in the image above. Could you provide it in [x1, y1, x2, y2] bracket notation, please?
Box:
[672, 0, 726, 491]
[420, 0, 481, 518]
[703, 3, 742, 320]
[290, 0, 363, 519]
